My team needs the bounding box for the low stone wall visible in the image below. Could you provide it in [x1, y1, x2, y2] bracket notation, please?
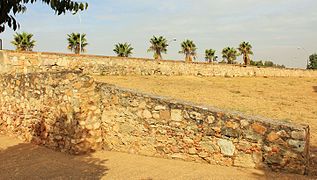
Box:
[1, 50, 317, 77]
[0, 71, 102, 154]
[0, 70, 311, 174]
[99, 84, 310, 175]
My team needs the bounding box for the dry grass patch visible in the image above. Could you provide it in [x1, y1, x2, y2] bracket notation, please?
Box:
[94, 75, 317, 146]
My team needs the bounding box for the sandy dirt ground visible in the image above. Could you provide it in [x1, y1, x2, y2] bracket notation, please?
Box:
[0, 135, 311, 180]
[94, 76, 317, 147]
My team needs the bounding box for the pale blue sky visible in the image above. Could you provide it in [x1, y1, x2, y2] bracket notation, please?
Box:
[0, 0, 316, 68]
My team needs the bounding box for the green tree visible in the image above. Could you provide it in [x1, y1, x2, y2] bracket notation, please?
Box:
[250, 60, 264, 67]
[11, 32, 36, 51]
[179, 40, 197, 62]
[264, 61, 274, 67]
[67, 33, 88, 54]
[238, 41, 253, 65]
[113, 43, 133, 57]
[147, 36, 168, 60]
[0, 1, 88, 33]
[222, 47, 239, 64]
[205, 49, 217, 63]
[250, 60, 265, 67]
[307, 53, 317, 70]
[251, 60, 286, 68]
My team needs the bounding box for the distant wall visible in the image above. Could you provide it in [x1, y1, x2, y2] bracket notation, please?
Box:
[1, 50, 317, 77]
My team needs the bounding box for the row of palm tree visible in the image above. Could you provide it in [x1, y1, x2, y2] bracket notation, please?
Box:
[220, 42, 253, 65]
[112, 39, 253, 65]
[11, 32, 89, 54]
[10, 32, 254, 65]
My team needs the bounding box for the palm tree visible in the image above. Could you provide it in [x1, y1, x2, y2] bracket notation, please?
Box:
[222, 47, 239, 64]
[205, 49, 217, 63]
[113, 43, 133, 57]
[67, 33, 88, 54]
[11, 32, 36, 51]
[179, 40, 197, 62]
[238, 41, 253, 65]
[147, 36, 168, 60]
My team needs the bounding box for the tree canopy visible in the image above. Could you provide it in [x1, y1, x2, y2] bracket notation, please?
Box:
[238, 41, 253, 65]
[307, 53, 317, 70]
[114, 43, 134, 57]
[67, 33, 88, 54]
[179, 40, 197, 62]
[250, 60, 285, 68]
[11, 32, 36, 51]
[222, 47, 239, 64]
[148, 36, 168, 60]
[0, 0, 88, 33]
[205, 49, 217, 63]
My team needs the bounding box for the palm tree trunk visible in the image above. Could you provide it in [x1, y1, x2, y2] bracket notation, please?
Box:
[243, 55, 247, 65]
[75, 44, 80, 54]
[185, 54, 190, 62]
[246, 54, 250, 65]
[155, 50, 162, 60]
[229, 58, 233, 64]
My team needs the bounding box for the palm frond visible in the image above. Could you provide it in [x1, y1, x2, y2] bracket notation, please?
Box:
[66, 32, 88, 54]
[11, 32, 36, 51]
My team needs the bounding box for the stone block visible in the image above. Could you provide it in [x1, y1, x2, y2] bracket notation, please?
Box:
[267, 131, 280, 142]
[291, 131, 306, 140]
[188, 147, 197, 155]
[206, 115, 215, 124]
[234, 154, 256, 168]
[171, 153, 187, 160]
[198, 151, 209, 158]
[183, 137, 194, 144]
[288, 139, 306, 152]
[217, 139, 235, 156]
[171, 109, 182, 121]
[154, 105, 166, 110]
[189, 111, 202, 120]
[251, 123, 267, 135]
[160, 110, 171, 120]
[199, 141, 219, 153]
[142, 109, 152, 119]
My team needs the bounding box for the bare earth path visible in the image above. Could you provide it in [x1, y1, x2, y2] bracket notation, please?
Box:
[0, 135, 310, 179]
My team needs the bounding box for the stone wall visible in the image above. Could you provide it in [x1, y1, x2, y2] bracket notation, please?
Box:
[0, 70, 311, 174]
[0, 71, 102, 154]
[1, 50, 317, 77]
[99, 83, 310, 175]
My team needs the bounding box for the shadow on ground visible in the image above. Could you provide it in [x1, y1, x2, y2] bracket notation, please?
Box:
[309, 146, 317, 175]
[0, 142, 108, 179]
[313, 86, 317, 93]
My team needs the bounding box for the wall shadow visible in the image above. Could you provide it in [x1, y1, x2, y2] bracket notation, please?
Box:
[0, 141, 108, 179]
[0, 72, 109, 179]
[0, 111, 109, 179]
[233, 145, 316, 179]
[247, 145, 317, 178]
[309, 146, 317, 176]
